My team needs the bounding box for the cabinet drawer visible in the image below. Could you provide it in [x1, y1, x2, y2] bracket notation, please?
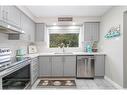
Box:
[31, 68, 38, 75]
[32, 57, 38, 63]
[31, 72, 38, 84]
[31, 62, 38, 69]
[31, 57, 38, 68]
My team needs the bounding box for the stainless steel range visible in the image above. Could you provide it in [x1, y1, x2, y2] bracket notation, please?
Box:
[0, 48, 31, 89]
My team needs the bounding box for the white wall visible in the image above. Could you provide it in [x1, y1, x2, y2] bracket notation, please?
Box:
[35, 16, 101, 25]
[123, 12, 127, 88]
[99, 7, 127, 87]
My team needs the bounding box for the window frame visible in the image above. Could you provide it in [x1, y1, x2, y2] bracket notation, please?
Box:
[47, 25, 82, 49]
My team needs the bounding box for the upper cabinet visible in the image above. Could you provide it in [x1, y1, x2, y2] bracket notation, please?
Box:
[0, 6, 35, 41]
[20, 13, 35, 42]
[84, 22, 100, 41]
[0, 6, 8, 21]
[0, 6, 21, 28]
[35, 23, 45, 42]
[0, 6, 4, 21]
[7, 6, 21, 28]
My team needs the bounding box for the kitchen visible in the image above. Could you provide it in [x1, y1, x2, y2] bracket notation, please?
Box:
[0, 6, 126, 90]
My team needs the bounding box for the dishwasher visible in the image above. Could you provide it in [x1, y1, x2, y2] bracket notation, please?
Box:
[76, 55, 94, 79]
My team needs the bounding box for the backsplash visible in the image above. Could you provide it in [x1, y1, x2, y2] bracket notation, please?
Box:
[36, 42, 84, 53]
[0, 33, 29, 57]
[35, 41, 98, 53]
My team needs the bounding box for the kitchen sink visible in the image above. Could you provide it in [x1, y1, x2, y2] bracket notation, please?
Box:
[54, 52, 73, 54]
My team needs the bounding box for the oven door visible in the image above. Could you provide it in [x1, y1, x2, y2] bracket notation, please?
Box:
[2, 64, 30, 89]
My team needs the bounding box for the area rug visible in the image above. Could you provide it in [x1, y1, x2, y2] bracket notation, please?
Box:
[37, 80, 76, 88]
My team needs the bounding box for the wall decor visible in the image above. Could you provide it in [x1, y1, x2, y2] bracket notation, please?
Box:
[105, 25, 121, 39]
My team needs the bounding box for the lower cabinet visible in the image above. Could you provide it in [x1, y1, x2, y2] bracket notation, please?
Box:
[31, 55, 105, 79]
[95, 55, 105, 77]
[39, 56, 52, 77]
[52, 56, 63, 76]
[64, 56, 76, 77]
[39, 56, 76, 77]
[31, 57, 39, 85]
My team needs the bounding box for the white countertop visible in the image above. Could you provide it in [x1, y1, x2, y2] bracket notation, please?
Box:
[26, 52, 106, 58]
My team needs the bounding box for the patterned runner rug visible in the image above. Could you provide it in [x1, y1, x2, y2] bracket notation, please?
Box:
[37, 79, 76, 88]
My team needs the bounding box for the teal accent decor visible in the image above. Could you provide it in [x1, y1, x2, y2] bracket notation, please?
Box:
[105, 25, 121, 39]
[86, 43, 92, 53]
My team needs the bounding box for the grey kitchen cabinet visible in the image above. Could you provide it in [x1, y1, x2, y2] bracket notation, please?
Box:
[35, 23, 45, 41]
[39, 55, 76, 77]
[30, 57, 39, 85]
[0, 6, 21, 28]
[0, 6, 35, 41]
[84, 22, 99, 41]
[39, 56, 52, 77]
[0, 6, 1, 20]
[0, 6, 9, 22]
[7, 6, 21, 28]
[64, 56, 76, 77]
[95, 55, 105, 76]
[51, 56, 64, 76]
[0, 6, 4, 21]
[20, 12, 35, 42]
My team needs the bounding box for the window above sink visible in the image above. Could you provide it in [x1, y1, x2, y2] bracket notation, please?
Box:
[47, 25, 82, 48]
[50, 33, 79, 48]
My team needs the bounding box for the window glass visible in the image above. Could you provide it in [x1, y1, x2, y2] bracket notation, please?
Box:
[50, 33, 79, 48]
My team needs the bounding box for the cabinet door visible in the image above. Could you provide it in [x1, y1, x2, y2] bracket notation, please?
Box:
[7, 6, 21, 28]
[20, 13, 35, 41]
[0, 6, 3, 20]
[84, 22, 99, 41]
[39, 56, 52, 77]
[35, 23, 45, 41]
[51, 56, 63, 76]
[95, 55, 105, 76]
[64, 56, 76, 77]
[0, 6, 8, 22]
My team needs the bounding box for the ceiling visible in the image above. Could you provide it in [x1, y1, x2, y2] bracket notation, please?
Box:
[26, 6, 112, 17]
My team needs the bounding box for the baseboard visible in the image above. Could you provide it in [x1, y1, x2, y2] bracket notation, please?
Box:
[104, 76, 122, 89]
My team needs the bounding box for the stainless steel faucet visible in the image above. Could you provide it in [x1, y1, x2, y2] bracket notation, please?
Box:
[60, 43, 65, 53]
[62, 46, 65, 53]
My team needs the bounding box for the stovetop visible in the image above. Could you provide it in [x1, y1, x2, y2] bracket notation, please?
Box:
[0, 57, 31, 72]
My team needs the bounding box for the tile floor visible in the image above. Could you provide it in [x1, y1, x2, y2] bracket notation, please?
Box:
[31, 78, 117, 89]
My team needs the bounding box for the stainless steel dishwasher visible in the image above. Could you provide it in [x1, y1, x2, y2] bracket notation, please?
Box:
[76, 55, 94, 79]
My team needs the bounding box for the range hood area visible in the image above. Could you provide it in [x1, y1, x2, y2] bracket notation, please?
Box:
[0, 20, 24, 34]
